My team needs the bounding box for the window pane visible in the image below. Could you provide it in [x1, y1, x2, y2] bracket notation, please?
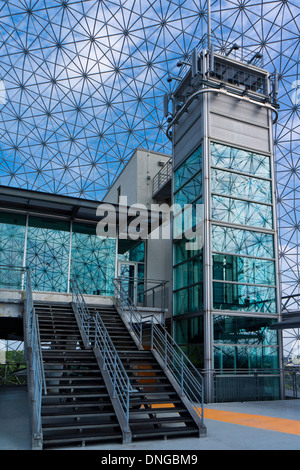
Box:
[211, 142, 271, 178]
[174, 283, 203, 316]
[213, 315, 278, 345]
[212, 225, 274, 258]
[211, 195, 273, 229]
[174, 172, 202, 207]
[211, 168, 272, 203]
[214, 345, 279, 369]
[0, 212, 26, 289]
[26, 216, 70, 292]
[212, 254, 276, 285]
[174, 145, 202, 191]
[174, 238, 202, 265]
[174, 317, 204, 368]
[174, 255, 203, 290]
[71, 222, 115, 295]
[213, 282, 277, 313]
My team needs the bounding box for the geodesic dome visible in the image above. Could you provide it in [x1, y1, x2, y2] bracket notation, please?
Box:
[0, 0, 299, 308]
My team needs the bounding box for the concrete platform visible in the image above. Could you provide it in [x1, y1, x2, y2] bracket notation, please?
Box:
[0, 386, 299, 451]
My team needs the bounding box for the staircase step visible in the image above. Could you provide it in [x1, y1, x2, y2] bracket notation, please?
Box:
[130, 415, 195, 425]
[43, 421, 120, 432]
[42, 410, 116, 420]
[42, 401, 114, 410]
[131, 426, 199, 439]
[42, 431, 123, 447]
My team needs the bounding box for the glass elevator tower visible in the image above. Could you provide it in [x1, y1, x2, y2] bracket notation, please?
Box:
[168, 47, 283, 402]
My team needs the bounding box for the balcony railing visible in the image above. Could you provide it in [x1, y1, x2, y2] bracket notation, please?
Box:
[116, 276, 169, 314]
[152, 158, 172, 197]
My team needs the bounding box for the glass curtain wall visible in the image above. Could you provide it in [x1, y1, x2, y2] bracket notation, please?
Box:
[173, 145, 204, 365]
[26, 217, 70, 292]
[210, 142, 280, 396]
[0, 213, 26, 289]
[173, 145, 203, 317]
[71, 222, 116, 296]
[210, 142, 277, 315]
[0, 212, 116, 295]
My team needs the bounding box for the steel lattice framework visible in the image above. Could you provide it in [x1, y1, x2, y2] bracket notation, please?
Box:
[0, 2, 299, 330]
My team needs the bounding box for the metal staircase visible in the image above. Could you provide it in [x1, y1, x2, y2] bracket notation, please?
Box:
[24, 272, 206, 449]
[86, 305, 203, 441]
[36, 302, 123, 448]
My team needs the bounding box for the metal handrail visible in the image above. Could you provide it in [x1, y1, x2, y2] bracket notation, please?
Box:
[93, 314, 137, 430]
[113, 277, 205, 426]
[21, 267, 47, 447]
[152, 158, 172, 196]
[71, 278, 92, 343]
[70, 277, 137, 432]
[116, 276, 168, 312]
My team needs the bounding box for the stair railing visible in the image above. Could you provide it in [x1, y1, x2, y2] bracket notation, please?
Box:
[114, 277, 205, 428]
[93, 313, 137, 432]
[24, 268, 47, 449]
[70, 277, 91, 344]
[70, 278, 137, 435]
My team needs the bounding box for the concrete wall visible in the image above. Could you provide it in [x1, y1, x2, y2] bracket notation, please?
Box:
[105, 148, 171, 207]
[0, 289, 114, 322]
[104, 148, 173, 318]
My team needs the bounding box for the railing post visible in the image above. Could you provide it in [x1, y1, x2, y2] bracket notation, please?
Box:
[180, 352, 184, 396]
[164, 330, 168, 368]
[151, 316, 154, 350]
[126, 379, 130, 432]
[113, 353, 117, 397]
[94, 319, 98, 348]
[103, 328, 107, 370]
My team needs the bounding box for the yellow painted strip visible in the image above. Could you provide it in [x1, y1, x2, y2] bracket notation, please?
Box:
[148, 403, 175, 409]
[201, 408, 300, 436]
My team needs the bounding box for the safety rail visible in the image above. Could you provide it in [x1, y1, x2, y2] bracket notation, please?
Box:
[113, 277, 205, 427]
[152, 158, 172, 196]
[70, 277, 137, 435]
[0, 265, 47, 447]
[22, 267, 47, 449]
[93, 314, 138, 431]
[117, 276, 169, 313]
[71, 278, 92, 346]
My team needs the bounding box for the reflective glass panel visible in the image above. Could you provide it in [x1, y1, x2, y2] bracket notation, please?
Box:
[174, 145, 202, 191]
[174, 255, 203, 290]
[211, 225, 274, 259]
[174, 172, 202, 208]
[211, 195, 273, 229]
[118, 240, 145, 262]
[71, 223, 116, 296]
[0, 212, 26, 289]
[211, 168, 272, 203]
[174, 317, 204, 368]
[174, 238, 202, 265]
[213, 315, 278, 345]
[174, 283, 203, 316]
[213, 345, 279, 370]
[26, 217, 70, 292]
[212, 254, 276, 286]
[213, 282, 277, 313]
[211, 142, 271, 178]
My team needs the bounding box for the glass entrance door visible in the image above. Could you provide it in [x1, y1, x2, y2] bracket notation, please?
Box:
[118, 262, 137, 303]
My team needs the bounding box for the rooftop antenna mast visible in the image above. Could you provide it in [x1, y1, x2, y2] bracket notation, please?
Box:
[207, 0, 211, 49]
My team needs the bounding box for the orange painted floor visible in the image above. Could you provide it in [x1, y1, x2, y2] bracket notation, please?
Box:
[201, 407, 300, 436]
